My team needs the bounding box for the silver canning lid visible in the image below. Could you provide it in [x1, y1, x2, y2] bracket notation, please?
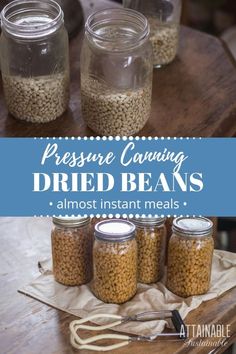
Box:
[52, 217, 90, 228]
[130, 217, 166, 226]
[173, 217, 213, 237]
[95, 219, 135, 242]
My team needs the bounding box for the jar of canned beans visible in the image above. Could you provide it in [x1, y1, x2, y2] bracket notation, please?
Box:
[167, 217, 214, 297]
[131, 217, 166, 284]
[51, 217, 93, 286]
[93, 219, 137, 304]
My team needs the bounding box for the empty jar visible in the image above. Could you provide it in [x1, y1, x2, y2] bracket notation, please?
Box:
[123, 0, 182, 67]
[0, 0, 70, 123]
[80, 8, 153, 136]
[131, 217, 166, 283]
[167, 217, 214, 297]
[51, 217, 93, 286]
[93, 219, 137, 304]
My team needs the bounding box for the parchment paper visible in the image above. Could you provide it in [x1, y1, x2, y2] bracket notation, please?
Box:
[18, 250, 236, 336]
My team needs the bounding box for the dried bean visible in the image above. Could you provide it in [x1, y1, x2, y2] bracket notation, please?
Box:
[148, 18, 179, 67]
[81, 77, 152, 136]
[2, 72, 69, 123]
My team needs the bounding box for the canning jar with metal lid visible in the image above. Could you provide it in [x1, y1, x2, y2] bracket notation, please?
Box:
[131, 217, 166, 284]
[80, 8, 153, 136]
[123, 0, 182, 68]
[93, 219, 137, 304]
[167, 217, 214, 297]
[0, 0, 70, 123]
[51, 217, 93, 286]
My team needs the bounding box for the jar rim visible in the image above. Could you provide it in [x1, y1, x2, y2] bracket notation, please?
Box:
[172, 216, 213, 237]
[130, 217, 166, 226]
[52, 217, 90, 228]
[1, 0, 64, 39]
[85, 8, 150, 51]
[95, 219, 135, 242]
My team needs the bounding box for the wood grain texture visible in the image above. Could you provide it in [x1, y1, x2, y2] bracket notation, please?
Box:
[0, 0, 236, 137]
[0, 217, 235, 354]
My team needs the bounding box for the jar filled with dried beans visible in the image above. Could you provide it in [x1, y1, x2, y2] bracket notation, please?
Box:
[93, 219, 137, 304]
[167, 217, 214, 297]
[51, 217, 93, 286]
[0, 0, 70, 123]
[131, 217, 166, 283]
[123, 0, 182, 68]
[80, 8, 153, 136]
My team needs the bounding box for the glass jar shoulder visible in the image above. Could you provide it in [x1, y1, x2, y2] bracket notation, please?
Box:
[80, 37, 153, 77]
[0, 26, 69, 74]
[168, 232, 214, 260]
[52, 224, 92, 239]
[136, 223, 166, 235]
[94, 238, 137, 255]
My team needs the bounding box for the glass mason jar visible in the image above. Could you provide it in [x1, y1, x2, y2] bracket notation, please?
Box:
[93, 219, 137, 304]
[51, 217, 93, 286]
[0, 0, 70, 123]
[80, 8, 153, 136]
[167, 217, 214, 297]
[123, 0, 182, 67]
[131, 217, 166, 283]
[165, 216, 174, 263]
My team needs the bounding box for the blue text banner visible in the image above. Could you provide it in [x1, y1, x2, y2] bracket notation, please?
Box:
[0, 137, 235, 217]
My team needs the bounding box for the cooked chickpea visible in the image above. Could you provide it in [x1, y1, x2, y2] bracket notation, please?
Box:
[135, 224, 166, 284]
[167, 219, 214, 297]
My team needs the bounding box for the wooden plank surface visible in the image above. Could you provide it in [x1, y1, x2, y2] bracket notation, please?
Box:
[0, 217, 235, 354]
[0, 0, 236, 137]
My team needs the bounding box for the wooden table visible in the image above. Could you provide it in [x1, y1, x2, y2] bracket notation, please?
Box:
[0, 0, 236, 137]
[0, 217, 235, 354]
